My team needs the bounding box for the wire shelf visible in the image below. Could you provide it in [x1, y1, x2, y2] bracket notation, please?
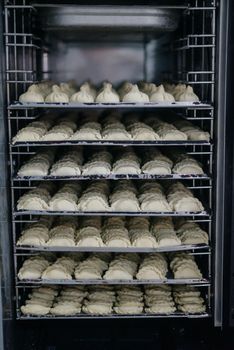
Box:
[15, 244, 210, 254]
[8, 102, 213, 109]
[13, 173, 211, 181]
[13, 210, 211, 217]
[11, 140, 212, 147]
[17, 312, 210, 320]
[16, 278, 210, 286]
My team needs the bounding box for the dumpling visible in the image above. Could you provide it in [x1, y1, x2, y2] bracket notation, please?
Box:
[178, 86, 199, 102]
[96, 83, 120, 103]
[60, 83, 76, 97]
[70, 85, 94, 103]
[122, 84, 149, 103]
[45, 85, 69, 103]
[173, 84, 187, 100]
[19, 84, 44, 103]
[150, 85, 175, 102]
[80, 82, 97, 99]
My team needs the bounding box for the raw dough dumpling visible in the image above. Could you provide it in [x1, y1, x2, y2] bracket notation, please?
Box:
[138, 184, 171, 212]
[115, 286, 143, 314]
[170, 253, 203, 279]
[126, 122, 159, 141]
[21, 303, 51, 316]
[76, 227, 104, 247]
[150, 85, 175, 102]
[70, 85, 94, 103]
[42, 257, 76, 280]
[42, 124, 74, 141]
[75, 256, 108, 279]
[96, 83, 120, 103]
[118, 82, 133, 100]
[21, 286, 57, 315]
[112, 149, 141, 175]
[153, 228, 181, 247]
[140, 82, 157, 96]
[17, 186, 51, 211]
[122, 84, 149, 103]
[50, 300, 82, 315]
[70, 122, 102, 140]
[46, 225, 76, 247]
[110, 190, 140, 212]
[78, 192, 109, 212]
[172, 84, 187, 100]
[12, 121, 49, 144]
[136, 254, 167, 280]
[80, 82, 97, 99]
[177, 224, 209, 245]
[17, 225, 50, 246]
[82, 301, 113, 315]
[149, 119, 187, 141]
[50, 150, 83, 176]
[141, 149, 172, 175]
[18, 256, 50, 280]
[19, 84, 44, 103]
[173, 286, 206, 313]
[173, 156, 204, 175]
[17, 150, 54, 177]
[178, 86, 199, 102]
[102, 121, 131, 140]
[129, 228, 158, 248]
[82, 151, 112, 176]
[167, 182, 204, 212]
[78, 181, 110, 212]
[102, 227, 131, 247]
[60, 82, 76, 97]
[45, 85, 69, 103]
[103, 255, 138, 280]
[49, 183, 80, 211]
[114, 301, 144, 314]
[173, 120, 210, 141]
[50, 161, 81, 176]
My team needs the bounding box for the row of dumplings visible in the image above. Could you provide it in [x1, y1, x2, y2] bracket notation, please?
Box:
[18, 252, 203, 281]
[17, 216, 209, 247]
[19, 80, 200, 104]
[17, 181, 205, 212]
[17, 148, 204, 177]
[12, 112, 210, 144]
[21, 285, 206, 316]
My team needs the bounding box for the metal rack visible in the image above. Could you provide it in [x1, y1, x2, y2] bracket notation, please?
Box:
[15, 244, 210, 253]
[18, 313, 210, 320]
[4, 0, 216, 320]
[13, 174, 211, 181]
[16, 279, 210, 286]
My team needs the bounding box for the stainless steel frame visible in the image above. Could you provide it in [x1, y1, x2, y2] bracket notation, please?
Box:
[3, 0, 218, 323]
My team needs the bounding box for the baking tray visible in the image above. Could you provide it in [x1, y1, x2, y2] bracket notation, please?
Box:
[16, 277, 210, 286]
[11, 140, 212, 147]
[13, 210, 211, 217]
[9, 102, 213, 109]
[15, 244, 210, 253]
[17, 312, 210, 320]
[13, 173, 211, 181]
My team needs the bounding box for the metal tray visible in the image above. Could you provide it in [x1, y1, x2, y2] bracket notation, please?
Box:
[15, 244, 210, 253]
[16, 278, 210, 286]
[9, 102, 212, 109]
[11, 140, 212, 147]
[14, 210, 211, 217]
[14, 173, 211, 181]
[17, 312, 210, 320]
